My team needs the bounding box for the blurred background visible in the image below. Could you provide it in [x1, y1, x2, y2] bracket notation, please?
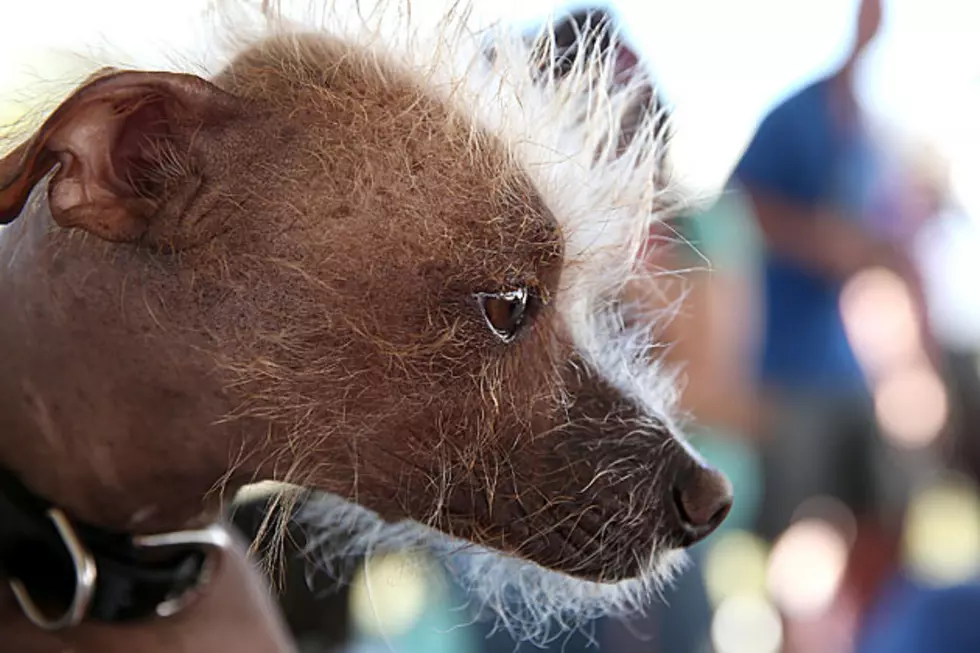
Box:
[4, 0, 980, 651]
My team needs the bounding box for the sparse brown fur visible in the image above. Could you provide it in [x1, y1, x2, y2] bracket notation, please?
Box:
[0, 9, 731, 650]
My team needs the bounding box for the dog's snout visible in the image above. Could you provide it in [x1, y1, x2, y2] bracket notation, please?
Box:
[671, 461, 733, 546]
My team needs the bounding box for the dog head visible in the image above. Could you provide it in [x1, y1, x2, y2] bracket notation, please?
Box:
[0, 0, 729, 632]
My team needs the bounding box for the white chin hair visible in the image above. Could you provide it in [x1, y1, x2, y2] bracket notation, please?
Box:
[295, 493, 689, 646]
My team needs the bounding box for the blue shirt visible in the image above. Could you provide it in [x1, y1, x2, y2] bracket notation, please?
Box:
[857, 575, 980, 653]
[732, 77, 877, 392]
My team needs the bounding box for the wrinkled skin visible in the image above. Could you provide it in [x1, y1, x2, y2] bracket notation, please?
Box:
[0, 25, 731, 652]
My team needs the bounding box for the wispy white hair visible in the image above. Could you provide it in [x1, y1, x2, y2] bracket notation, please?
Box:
[294, 492, 687, 646]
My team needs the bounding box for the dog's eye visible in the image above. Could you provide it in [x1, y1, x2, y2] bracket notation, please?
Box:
[476, 288, 529, 343]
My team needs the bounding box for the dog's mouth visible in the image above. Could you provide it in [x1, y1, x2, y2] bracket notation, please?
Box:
[250, 412, 733, 587]
[438, 488, 667, 583]
[391, 425, 734, 584]
[289, 489, 692, 646]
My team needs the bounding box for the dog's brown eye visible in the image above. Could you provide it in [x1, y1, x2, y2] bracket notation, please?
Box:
[476, 288, 528, 343]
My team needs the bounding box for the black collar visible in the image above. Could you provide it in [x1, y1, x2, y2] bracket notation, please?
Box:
[0, 466, 227, 630]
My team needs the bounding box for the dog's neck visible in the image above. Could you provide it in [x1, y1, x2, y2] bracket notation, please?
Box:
[0, 415, 238, 534]
[0, 201, 251, 534]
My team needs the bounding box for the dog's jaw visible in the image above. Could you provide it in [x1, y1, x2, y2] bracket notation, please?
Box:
[295, 491, 689, 646]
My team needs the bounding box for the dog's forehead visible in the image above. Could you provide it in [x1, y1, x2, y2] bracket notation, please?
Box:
[216, 37, 567, 277]
[210, 9, 671, 390]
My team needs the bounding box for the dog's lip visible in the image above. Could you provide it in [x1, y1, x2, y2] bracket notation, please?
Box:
[484, 529, 676, 585]
[487, 551, 637, 586]
[506, 543, 681, 587]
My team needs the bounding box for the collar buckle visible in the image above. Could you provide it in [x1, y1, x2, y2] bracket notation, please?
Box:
[7, 506, 233, 631]
[133, 523, 233, 618]
[8, 507, 97, 631]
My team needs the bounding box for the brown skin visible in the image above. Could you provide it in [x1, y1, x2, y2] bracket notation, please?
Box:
[0, 31, 731, 649]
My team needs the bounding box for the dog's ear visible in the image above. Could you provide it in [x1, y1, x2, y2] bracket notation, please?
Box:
[0, 69, 243, 242]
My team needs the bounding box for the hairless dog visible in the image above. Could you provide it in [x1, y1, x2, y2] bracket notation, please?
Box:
[0, 2, 731, 650]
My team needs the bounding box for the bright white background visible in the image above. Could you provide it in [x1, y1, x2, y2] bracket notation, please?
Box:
[1, 0, 977, 199]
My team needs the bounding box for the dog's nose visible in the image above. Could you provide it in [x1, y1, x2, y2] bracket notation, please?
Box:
[671, 461, 733, 546]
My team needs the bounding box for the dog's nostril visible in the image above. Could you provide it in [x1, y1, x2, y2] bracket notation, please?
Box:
[672, 464, 734, 545]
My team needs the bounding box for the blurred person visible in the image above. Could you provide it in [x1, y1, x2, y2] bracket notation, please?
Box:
[730, 0, 916, 538]
[727, 1, 942, 647]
